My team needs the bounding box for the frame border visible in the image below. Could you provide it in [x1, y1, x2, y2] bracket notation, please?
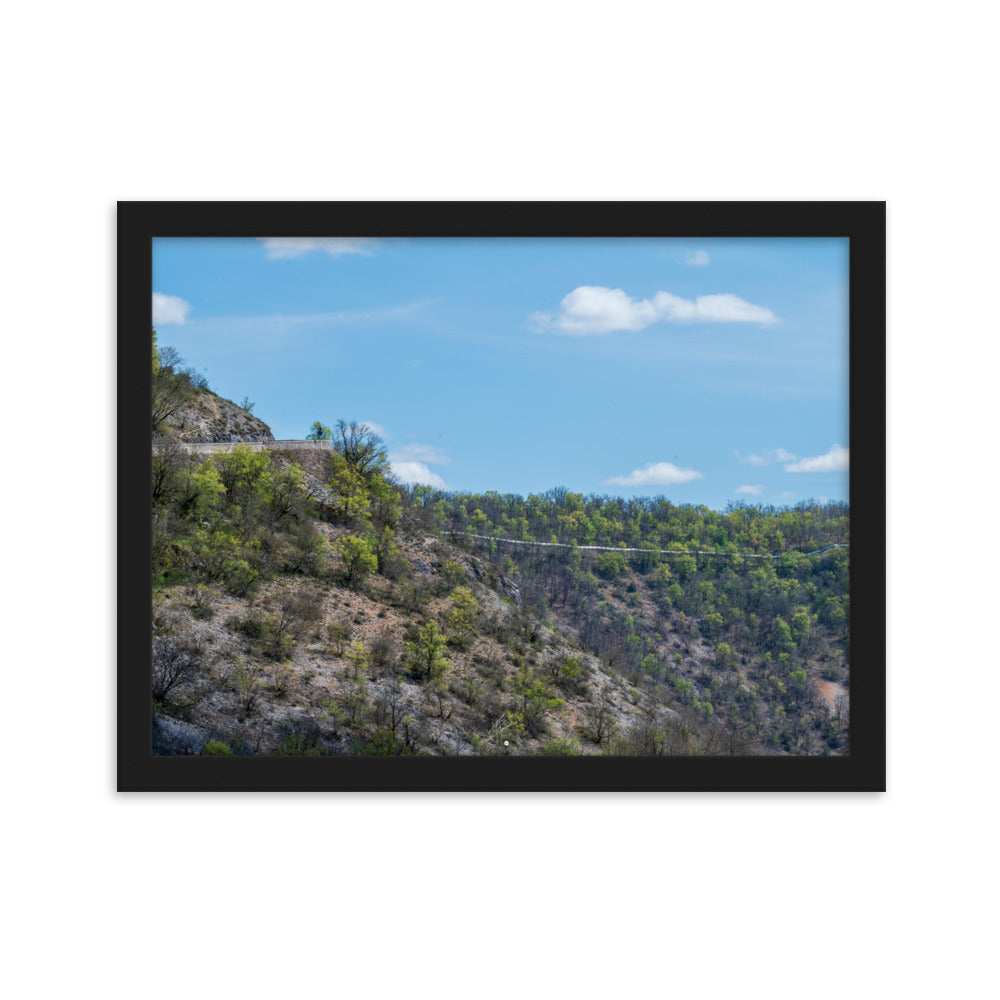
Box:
[119, 201, 885, 791]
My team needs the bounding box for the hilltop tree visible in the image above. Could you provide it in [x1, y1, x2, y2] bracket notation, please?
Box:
[307, 421, 332, 441]
[151, 335, 211, 434]
[151, 334, 195, 434]
[335, 419, 390, 480]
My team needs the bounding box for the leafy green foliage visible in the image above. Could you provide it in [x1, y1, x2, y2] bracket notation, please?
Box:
[445, 586, 479, 648]
[511, 663, 563, 735]
[404, 621, 449, 682]
[336, 534, 377, 588]
[274, 731, 326, 756]
[307, 421, 332, 441]
[152, 395, 849, 757]
[441, 561, 468, 589]
[595, 550, 627, 580]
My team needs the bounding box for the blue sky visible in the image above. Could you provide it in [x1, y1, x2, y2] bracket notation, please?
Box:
[153, 236, 849, 509]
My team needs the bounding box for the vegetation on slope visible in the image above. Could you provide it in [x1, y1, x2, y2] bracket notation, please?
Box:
[150, 341, 849, 757]
[431, 492, 849, 754]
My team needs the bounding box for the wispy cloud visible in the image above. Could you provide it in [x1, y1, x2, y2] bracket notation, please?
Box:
[530, 285, 777, 335]
[603, 461, 703, 487]
[736, 447, 799, 467]
[784, 444, 849, 473]
[736, 484, 765, 496]
[685, 250, 710, 266]
[187, 299, 439, 335]
[389, 441, 451, 489]
[358, 421, 387, 439]
[152, 292, 191, 326]
[390, 443, 451, 465]
[257, 237, 381, 260]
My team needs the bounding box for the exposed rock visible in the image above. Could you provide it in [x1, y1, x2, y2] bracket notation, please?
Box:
[499, 576, 521, 606]
[152, 715, 210, 755]
[158, 387, 275, 443]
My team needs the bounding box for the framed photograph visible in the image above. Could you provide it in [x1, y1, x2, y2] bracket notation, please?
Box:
[119, 202, 884, 791]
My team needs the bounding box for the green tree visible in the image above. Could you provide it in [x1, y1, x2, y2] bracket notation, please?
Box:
[790, 606, 813, 646]
[213, 444, 273, 516]
[594, 550, 627, 580]
[336, 535, 377, 587]
[265, 464, 309, 524]
[151, 339, 198, 434]
[772, 616, 795, 652]
[715, 641, 736, 669]
[650, 562, 673, 591]
[404, 621, 450, 681]
[326, 452, 371, 526]
[369, 474, 402, 531]
[307, 421, 332, 441]
[511, 663, 563, 735]
[446, 586, 480, 647]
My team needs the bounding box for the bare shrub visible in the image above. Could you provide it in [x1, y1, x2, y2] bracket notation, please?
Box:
[369, 631, 401, 675]
[328, 616, 352, 655]
[152, 638, 200, 704]
[580, 688, 617, 745]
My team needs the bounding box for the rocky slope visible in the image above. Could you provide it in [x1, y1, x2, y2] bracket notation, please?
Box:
[152, 526, 665, 756]
[159, 387, 274, 442]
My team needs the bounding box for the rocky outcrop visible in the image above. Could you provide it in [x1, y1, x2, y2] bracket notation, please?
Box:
[157, 388, 275, 443]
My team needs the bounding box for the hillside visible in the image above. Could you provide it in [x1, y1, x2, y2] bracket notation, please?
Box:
[159, 387, 274, 442]
[152, 338, 273, 442]
[150, 374, 849, 757]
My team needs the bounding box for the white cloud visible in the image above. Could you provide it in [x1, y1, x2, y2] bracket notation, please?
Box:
[257, 237, 381, 260]
[686, 250, 710, 266]
[736, 447, 799, 466]
[357, 421, 387, 439]
[390, 443, 451, 465]
[603, 462, 703, 487]
[389, 440, 451, 488]
[390, 461, 447, 490]
[736, 484, 765, 496]
[152, 292, 190, 326]
[784, 444, 849, 473]
[530, 285, 777, 335]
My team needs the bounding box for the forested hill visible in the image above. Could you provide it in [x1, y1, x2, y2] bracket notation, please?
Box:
[150, 351, 850, 757]
[424, 491, 850, 754]
[432, 489, 848, 554]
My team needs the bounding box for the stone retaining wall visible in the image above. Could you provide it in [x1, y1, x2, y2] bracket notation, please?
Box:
[163, 440, 334, 454]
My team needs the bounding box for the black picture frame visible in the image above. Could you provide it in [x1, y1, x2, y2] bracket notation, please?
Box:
[119, 201, 885, 792]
